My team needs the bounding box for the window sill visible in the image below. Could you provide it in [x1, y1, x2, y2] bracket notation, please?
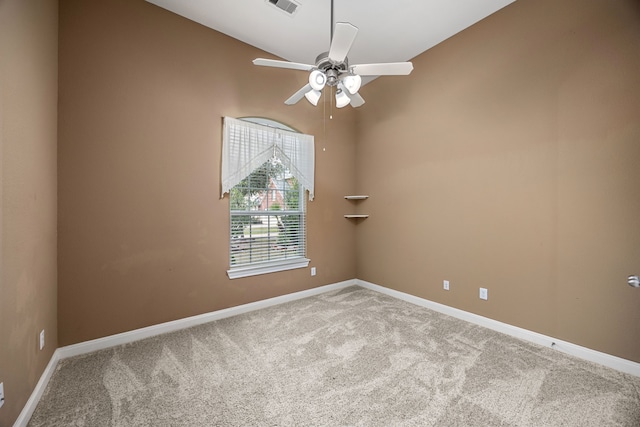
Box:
[227, 258, 310, 279]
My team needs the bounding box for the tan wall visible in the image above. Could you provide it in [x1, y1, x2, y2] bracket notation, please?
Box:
[0, 0, 59, 424]
[3, 0, 638, 424]
[57, 0, 357, 346]
[2, 0, 639, 424]
[356, 0, 640, 363]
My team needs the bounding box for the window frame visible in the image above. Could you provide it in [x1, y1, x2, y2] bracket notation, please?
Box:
[224, 118, 311, 279]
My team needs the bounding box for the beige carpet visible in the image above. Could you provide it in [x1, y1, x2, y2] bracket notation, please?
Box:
[28, 286, 640, 426]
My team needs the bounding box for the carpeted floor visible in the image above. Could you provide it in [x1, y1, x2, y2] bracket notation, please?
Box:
[28, 286, 640, 426]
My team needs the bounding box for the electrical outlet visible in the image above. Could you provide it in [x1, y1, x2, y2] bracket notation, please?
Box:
[479, 288, 488, 300]
[443, 280, 450, 291]
[0, 382, 5, 409]
[39, 330, 45, 350]
[311, 267, 316, 276]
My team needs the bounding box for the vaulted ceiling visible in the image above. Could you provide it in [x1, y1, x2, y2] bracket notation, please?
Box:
[146, 0, 516, 67]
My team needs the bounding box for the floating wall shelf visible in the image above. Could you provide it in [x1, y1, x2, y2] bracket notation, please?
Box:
[344, 195, 369, 219]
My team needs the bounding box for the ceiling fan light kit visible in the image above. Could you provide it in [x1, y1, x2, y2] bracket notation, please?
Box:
[253, 0, 413, 109]
[342, 74, 362, 95]
[335, 88, 351, 109]
[304, 89, 322, 106]
[309, 70, 327, 91]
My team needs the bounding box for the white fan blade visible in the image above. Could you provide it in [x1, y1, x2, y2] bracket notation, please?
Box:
[351, 62, 414, 76]
[285, 84, 312, 105]
[253, 58, 315, 72]
[347, 92, 365, 108]
[328, 22, 358, 64]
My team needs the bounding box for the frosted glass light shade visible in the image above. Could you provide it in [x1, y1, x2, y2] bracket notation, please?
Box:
[335, 89, 350, 108]
[342, 74, 362, 95]
[309, 70, 327, 91]
[304, 89, 322, 106]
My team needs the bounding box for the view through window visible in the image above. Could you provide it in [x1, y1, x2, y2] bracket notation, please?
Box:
[229, 156, 305, 268]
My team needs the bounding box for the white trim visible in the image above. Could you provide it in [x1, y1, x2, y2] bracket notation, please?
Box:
[240, 117, 296, 131]
[16, 280, 352, 426]
[13, 349, 61, 427]
[58, 279, 354, 359]
[17, 279, 355, 426]
[357, 279, 640, 377]
[16, 277, 640, 426]
[227, 257, 310, 279]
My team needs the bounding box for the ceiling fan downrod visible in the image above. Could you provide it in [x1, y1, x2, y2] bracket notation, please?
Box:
[330, 0, 334, 44]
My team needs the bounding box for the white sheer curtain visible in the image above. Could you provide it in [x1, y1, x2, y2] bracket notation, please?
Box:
[221, 117, 315, 200]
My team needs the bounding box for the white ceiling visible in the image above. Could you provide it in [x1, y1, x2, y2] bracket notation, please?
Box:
[146, 0, 516, 68]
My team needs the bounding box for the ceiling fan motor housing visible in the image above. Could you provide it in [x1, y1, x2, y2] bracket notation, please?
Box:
[315, 52, 348, 87]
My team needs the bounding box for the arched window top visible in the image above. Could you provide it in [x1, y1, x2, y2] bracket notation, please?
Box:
[221, 116, 315, 201]
[239, 117, 298, 133]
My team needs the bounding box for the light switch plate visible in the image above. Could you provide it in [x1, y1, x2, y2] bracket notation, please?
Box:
[0, 382, 5, 409]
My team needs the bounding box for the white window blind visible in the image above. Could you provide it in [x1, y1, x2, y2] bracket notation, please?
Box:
[222, 117, 314, 279]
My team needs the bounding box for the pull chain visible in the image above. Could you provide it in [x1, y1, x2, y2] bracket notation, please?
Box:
[330, 86, 334, 120]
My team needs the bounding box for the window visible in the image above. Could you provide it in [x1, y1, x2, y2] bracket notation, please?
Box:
[221, 117, 314, 279]
[229, 158, 305, 271]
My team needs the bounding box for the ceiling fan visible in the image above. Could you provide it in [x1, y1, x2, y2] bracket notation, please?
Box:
[252, 0, 414, 109]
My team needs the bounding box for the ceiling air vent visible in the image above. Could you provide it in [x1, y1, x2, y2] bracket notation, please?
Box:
[267, 0, 300, 16]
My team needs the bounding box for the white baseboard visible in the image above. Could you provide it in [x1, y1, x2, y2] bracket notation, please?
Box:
[357, 279, 640, 377]
[15, 279, 355, 426]
[57, 279, 357, 359]
[13, 349, 61, 427]
[15, 277, 639, 426]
